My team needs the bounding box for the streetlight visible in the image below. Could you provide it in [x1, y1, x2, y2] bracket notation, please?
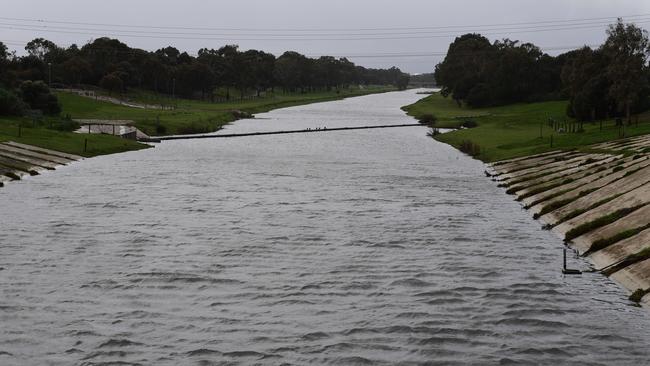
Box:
[48, 62, 52, 86]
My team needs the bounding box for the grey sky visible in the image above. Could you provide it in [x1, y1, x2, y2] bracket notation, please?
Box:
[3, 0, 650, 73]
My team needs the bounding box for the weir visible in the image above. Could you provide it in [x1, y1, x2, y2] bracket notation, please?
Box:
[152, 123, 425, 141]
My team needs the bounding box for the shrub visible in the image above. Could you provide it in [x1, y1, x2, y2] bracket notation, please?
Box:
[155, 124, 167, 135]
[459, 140, 481, 157]
[418, 113, 437, 125]
[0, 87, 27, 115]
[231, 110, 253, 119]
[629, 288, 649, 303]
[19, 80, 61, 115]
[461, 119, 478, 128]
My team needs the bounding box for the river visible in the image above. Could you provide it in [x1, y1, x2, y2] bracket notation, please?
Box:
[2, 89, 650, 365]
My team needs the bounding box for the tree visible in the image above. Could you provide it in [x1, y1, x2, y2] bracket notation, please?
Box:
[561, 47, 612, 120]
[243, 50, 275, 96]
[435, 34, 493, 106]
[274, 52, 307, 92]
[0, 41, 7, 61]
[61, 57, 92, 86]
[25, 38, 60, 61]
[99, 73, 124, 95]
[174, 62, 215, 99]
[434, 34, 568, 108]
[602, 19, 650, 124]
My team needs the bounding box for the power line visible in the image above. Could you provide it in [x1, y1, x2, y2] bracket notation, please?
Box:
[1, 21, 645, 42]
[0, 13, 648, 32]
[0, 15, 648, 39]
[1, 17, 648, 37]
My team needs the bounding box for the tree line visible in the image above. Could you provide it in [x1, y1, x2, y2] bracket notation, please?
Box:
[0, 37, 410, 115]
[434, 19, 650, 122]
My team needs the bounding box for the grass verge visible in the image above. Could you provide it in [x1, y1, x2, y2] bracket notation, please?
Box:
[402, 92, 650, 162]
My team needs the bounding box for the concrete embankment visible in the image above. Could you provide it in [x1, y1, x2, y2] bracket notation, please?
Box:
[0, 142, 82, 187]
[487, 134, 650, 306]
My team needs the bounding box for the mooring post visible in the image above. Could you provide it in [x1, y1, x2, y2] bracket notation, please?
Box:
[563, 248, 567, 270]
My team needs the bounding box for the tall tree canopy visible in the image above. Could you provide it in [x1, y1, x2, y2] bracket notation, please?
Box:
[602, 19, 650, 123]
[434, 34, 565, 108]
[0, 37, 409, 116]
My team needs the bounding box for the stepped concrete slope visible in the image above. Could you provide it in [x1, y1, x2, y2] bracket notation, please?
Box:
[488, 135, 650, 306]
[0, 142, 82, 188]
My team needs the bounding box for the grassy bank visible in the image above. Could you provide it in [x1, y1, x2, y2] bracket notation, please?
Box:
[0, 86, 394, 158]
[402, 93, 650, 162]
[59, 86, 395, 136]
[0, 116, 147, 157]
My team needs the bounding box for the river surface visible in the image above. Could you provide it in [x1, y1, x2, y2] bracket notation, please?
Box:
[2, 89, 650, 365]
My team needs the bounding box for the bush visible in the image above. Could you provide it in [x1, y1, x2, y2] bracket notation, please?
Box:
[418, 113, 437, 125]
[629, 288, 649, 303]
[461, 119, 477, 128]
[459, 140, 481, 157]
[51, 119, 80, 132]
[231, 110, 253, 119]
[0, 87, 27, 115]
[19, 80, 61, 115]
[155, 124, 167, 135]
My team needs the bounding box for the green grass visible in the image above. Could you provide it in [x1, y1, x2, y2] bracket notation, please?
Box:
[532, 188, 599, 218]
[0, 116, 148, 157]
[59, 86, 395, 136]
[603, 246, 650, 276]
[564, 204, 646, 241]
[402, 92, 650, 162]
[587, 223, 650, 255]
[629, 288, 650, 303]
[0, 86, 395, 159]
[558, 193, 627, 225]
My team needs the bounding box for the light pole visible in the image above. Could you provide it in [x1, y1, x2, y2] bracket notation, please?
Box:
[48, 62, 52, 86]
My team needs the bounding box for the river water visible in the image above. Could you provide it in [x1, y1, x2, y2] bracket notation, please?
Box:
[2, 89, 650, 365]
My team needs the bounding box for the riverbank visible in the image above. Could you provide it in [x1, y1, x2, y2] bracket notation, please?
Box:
[402, 92, 650, 162]
[5, 88, 650, 364]
[0, 117, 147, 158]
[404, 92, 650, 305]
[0, 86, 395, 185]
[487, 140, 650, 306]
[58, 86, 396, 137]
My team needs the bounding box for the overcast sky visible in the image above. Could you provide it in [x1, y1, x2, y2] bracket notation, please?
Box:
[2, 0, 650, 73]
